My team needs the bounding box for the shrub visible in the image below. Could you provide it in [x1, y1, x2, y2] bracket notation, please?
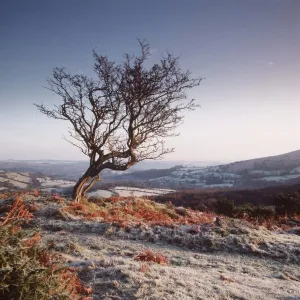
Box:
[215, 198, 235, 217]
[274, 192, 300, 216]
[251, 205, 275, 221]
[233, 202, 254, 218]
[0, 197, 91, 300]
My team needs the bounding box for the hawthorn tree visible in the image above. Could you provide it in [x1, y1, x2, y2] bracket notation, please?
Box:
[35, 41, 202, 203]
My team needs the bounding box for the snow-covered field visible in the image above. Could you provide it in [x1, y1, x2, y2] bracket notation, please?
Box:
[114, 186, 174, 197]
[0, 171, 31, 188]
[149, 165, 300, 188]
[0, 171, 175, 197]
[37, 177, 75, 187]
[0, 172, 76, 190]
[5, 172, 31, 183]
[261, 174, 300, 182]
[88, 187, 175, 198]
[87, 190, 115, 198]
[3, 179, 27, 188]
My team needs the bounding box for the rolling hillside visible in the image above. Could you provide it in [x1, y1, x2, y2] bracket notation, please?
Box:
[148, 150, 300, 189]
[2, 149, 300, 190]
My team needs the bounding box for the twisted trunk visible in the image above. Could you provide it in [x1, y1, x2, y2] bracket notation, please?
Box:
[72, 164, 101, 203]
[82, 175, 100, 195]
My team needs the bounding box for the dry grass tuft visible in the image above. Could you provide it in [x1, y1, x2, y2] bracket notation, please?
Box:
[62, 196, 216, 227]
[241, 214, 300, 231]
[33, 189, 40, 197]
[134, 249, 168, 265]
[220, 274, 237, 283]
[0, 195, 33, 226]
[47, 193, 65, 204]
[0, 196, 92, 299]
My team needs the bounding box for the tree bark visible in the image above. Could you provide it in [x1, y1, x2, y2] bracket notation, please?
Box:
[72, 176, 91, 203]
[72, 164, 100, 203]
[83, 175, 100, 195]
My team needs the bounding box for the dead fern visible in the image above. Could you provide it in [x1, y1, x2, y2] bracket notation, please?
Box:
[63, 197, 216, 228]
[0, 196, 92, 299]
[1, 196, 33, 226]
[134, 249, 168, 265]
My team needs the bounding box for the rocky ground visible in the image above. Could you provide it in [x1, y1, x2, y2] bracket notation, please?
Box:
[2, 193, 300, 300]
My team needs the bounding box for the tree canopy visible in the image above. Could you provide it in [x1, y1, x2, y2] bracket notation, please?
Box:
[35, 40, 203, 202]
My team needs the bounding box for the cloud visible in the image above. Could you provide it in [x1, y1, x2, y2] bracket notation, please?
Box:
[268, 62, 274, 65]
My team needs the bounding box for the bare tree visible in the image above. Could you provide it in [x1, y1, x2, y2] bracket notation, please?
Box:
[35, 41, 202, 202]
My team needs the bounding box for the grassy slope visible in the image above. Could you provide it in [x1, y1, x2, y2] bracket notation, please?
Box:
[1, 192, 300, 300]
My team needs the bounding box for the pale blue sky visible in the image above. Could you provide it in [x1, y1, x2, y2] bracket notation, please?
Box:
[0, 0, 299, 162]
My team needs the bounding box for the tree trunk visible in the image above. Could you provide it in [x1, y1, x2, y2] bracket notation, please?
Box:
[72, 176, 91, 203]
[72, 164, 100, 203]
[82, 175, 100, 195]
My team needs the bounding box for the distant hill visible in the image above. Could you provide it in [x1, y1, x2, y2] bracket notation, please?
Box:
[128, 160, 222, 171]
[221, 149, 300, 173]
[2, 150, 300, 190]
[146, 149, 300, 189]
[0, 159, 223, 182]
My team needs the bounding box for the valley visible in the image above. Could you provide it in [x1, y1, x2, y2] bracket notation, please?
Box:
[2, 149, 300, 193]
